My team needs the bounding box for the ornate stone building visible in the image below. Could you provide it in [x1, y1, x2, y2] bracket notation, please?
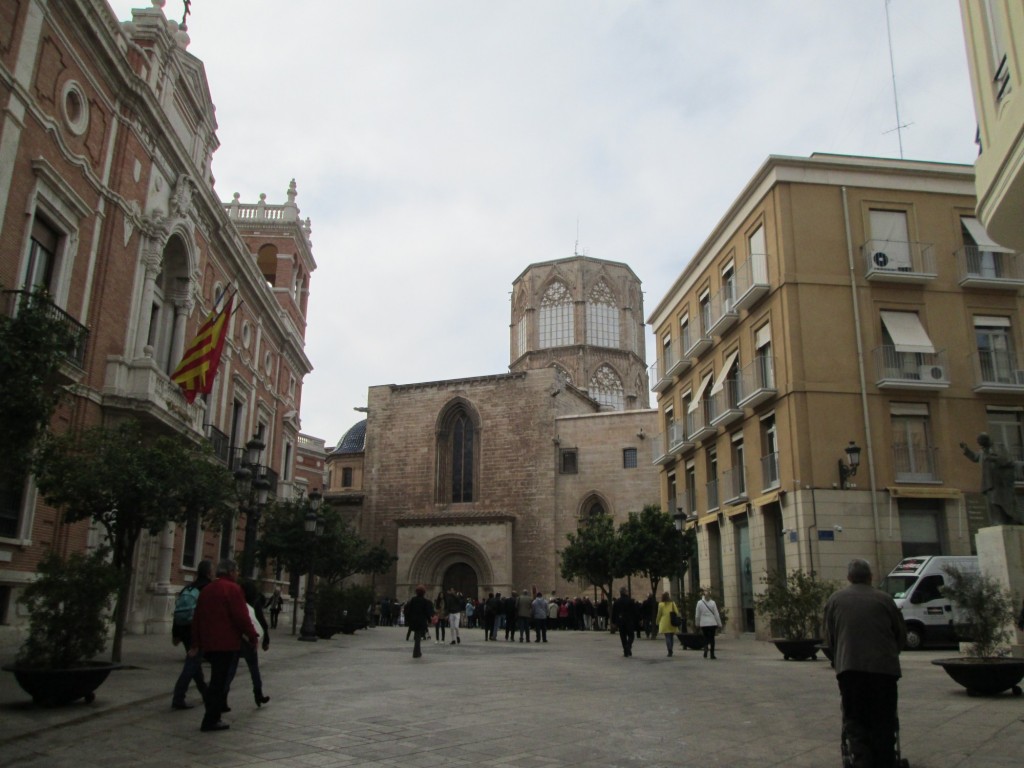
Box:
[0, 2, 315, 638]
[327, 256, 660, 599]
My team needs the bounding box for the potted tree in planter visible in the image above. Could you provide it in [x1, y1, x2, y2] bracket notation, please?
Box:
[2, 549, 120, 705]
[931, 565, 1024, 696]
[754, 569, 835, 661]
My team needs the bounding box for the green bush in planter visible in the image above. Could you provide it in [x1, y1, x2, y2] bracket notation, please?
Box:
[941, 565, 1017, 658]
[316, 584, 374, 632]
[754, 569, 835, 641]
[16, 549, 119, 669]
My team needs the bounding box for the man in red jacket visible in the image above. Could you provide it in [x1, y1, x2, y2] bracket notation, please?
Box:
[189, 559, 258, 732]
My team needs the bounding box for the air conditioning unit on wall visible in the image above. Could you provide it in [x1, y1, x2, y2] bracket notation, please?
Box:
[918, 364, 947, 382]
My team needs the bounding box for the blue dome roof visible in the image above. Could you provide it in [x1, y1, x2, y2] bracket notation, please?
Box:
[331, 419, 366, 454]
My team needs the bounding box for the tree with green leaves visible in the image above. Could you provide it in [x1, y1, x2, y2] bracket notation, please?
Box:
[559, 513, 625, 607]
[0, 287, 78, 535]
[257, 498, 394, 587]
[618, 504, 695, 628]
[32, 420, 237, 662]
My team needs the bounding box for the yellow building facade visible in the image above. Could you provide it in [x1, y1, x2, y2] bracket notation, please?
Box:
[647, 154, 1024, 639]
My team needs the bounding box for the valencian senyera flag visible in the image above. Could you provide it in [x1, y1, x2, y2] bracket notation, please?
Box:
[170, 293, 234, 403]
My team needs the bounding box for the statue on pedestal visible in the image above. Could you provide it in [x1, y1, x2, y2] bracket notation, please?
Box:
[960, 433, 1022, 525]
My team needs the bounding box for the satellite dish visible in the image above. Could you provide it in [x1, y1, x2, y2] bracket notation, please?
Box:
[873, 252, 889, 267]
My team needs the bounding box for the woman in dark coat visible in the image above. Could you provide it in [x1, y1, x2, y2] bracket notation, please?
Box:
[404, 585, 434, 659]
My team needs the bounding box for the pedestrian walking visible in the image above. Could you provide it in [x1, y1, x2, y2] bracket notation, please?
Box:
[222, 580, 271, 710]
[655, 591, 681, 657]
[445, 587, 463, 645]
[170, 559, 212, 710]
[824, 558, 906, 768]
[266, 587, 283, 629]
[404, 585, 434, 659]
[612, 587, 635, 657]
[189, 559, 259, 732]
[531, 591, 549, 642]
[516, 589, 533, 642]
[695, 588, 723, 659]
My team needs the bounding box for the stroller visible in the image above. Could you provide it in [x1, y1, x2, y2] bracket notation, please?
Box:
[840, 716, 909, 768]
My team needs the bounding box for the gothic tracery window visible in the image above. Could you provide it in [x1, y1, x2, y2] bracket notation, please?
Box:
[539, 281, 573, 348]
[589, 364, 624, 411]
[436, 402, 478, 504]
[586, 280, 619, 348]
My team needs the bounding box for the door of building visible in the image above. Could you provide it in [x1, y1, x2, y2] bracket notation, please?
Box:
[736, 520, 755, 632]
[443, 562, 479, 599]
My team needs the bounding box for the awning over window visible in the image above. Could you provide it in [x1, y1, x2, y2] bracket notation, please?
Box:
[687, 372, 714, 413]
[880, 311, 936, 354]
[709, 350, 740, 395]
[963, 217, 1013, 253]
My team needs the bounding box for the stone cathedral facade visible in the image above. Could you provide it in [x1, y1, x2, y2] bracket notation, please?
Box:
[327, 255, 661, 600]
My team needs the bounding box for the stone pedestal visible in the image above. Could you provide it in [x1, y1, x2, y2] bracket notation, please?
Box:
[975, 525, 1024, 658]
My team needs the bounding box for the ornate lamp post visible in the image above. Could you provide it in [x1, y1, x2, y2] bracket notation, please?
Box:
[298, 489, 323, 642]
[837, 440, 862, 490]
[235, 435, 271, 578]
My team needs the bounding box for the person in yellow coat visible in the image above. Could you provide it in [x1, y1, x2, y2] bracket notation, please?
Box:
[654, 591, 681, 657]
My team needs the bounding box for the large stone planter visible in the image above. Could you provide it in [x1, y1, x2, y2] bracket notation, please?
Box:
[771, 638, 822, 661]
[2, 661, 121, 706]
[931, 657, 1024, 696]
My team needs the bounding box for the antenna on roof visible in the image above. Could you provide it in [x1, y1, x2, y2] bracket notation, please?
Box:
[574, 217, 587, 257]
[883, 0, 912, 158]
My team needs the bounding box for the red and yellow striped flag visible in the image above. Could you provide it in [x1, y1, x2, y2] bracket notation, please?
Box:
[171, 295, 234, 403]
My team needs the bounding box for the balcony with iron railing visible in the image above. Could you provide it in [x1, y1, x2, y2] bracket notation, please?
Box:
[651, 431, 673, 466]
[667, 420, 693, 456]
[955, 246, 1024, 289]
[705, 478, 720, 512]
[733, 253, 770, 312]
[873, 346, 950, 390]
[686, 402, 716, 443]
[684, 328, 713, 359]
[892, 443, 940, 484]
[968, 348, 1024, 394]
[667, 328, 692, 379]
[721, 465, 748, 506]
[650, 358, 673, 393]
[4, 289, 89, 370]
[206, 424, 230, 465]
[737, 355, 776, 409]
[760, 452, 780, 491]
[862, 239, 937, 283]
[709, 378, 743, 428]
[707, 285, 739, 337]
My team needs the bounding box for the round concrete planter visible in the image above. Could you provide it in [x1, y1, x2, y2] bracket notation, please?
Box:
[3, 661, 121, 706]
[931, 657, 1024, 696]
[771, 638, 822, 661]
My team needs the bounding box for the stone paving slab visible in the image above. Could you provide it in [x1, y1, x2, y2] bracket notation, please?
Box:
[2, 626, 1023, 767]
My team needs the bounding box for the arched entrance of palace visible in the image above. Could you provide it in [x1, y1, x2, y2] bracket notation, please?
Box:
[443, 562, 478, 597]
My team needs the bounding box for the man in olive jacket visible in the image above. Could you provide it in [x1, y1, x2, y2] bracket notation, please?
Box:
[824, 558, 906, 768]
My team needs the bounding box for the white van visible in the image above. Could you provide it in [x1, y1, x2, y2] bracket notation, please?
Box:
[880, 555, 980, 650]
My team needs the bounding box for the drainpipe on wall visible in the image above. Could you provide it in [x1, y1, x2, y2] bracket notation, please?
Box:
[841, 186, 883, 571]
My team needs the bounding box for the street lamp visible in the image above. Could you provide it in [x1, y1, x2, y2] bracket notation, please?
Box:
[673, 510, 686, 603]
[837, 440, 862, 490]
[298, 489, 323, 642]
[236, 435, 271, 578]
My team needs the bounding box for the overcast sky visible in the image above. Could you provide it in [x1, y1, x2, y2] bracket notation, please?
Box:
[107, 1, 979, 447]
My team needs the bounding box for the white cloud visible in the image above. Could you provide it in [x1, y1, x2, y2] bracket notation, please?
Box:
[106, 0, 978, 445]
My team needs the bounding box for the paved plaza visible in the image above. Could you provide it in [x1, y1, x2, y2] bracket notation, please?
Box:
[1, 624, 1022, 767]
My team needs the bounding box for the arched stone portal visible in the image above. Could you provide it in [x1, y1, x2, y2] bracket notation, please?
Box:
[443, 562, 478, 597]
[401, 530, 503, 600]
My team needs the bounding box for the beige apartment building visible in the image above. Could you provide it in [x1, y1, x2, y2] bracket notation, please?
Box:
[647, 153, 1024, 639]
[959, 1, 1024, 251]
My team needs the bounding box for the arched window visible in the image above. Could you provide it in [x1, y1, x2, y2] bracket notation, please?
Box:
[436, 401, 479, 503]
[589, 364, 624, 411]
[586, 280, 619, 348]
[148, 235, 190, 375]
[539, 281, 573, 348]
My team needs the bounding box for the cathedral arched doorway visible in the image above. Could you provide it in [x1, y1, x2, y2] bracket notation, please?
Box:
[443, 562, 478, 598]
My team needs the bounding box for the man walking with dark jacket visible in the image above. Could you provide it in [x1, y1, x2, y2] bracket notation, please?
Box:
[824, 558, 906, 768]
[612, 587, 636, 657]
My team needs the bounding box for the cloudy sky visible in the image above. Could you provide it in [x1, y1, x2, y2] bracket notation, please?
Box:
[108, 1, 979, 447]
